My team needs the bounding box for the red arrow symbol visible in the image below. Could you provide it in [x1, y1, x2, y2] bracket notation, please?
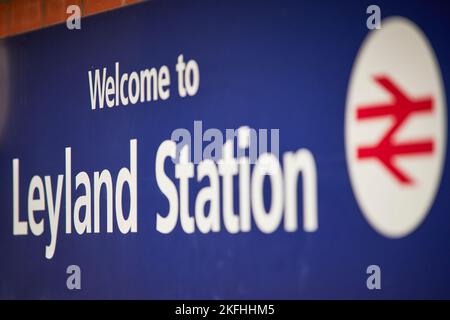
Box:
[356, 76, 434, 185]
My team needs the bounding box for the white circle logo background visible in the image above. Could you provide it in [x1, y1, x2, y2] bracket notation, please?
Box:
[345, 17, 447, 238]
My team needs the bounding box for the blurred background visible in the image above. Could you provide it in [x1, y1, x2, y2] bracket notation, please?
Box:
[0, 0, 143, 38]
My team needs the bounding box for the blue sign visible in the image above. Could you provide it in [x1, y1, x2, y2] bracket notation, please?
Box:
[1, 0, 450, 299]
